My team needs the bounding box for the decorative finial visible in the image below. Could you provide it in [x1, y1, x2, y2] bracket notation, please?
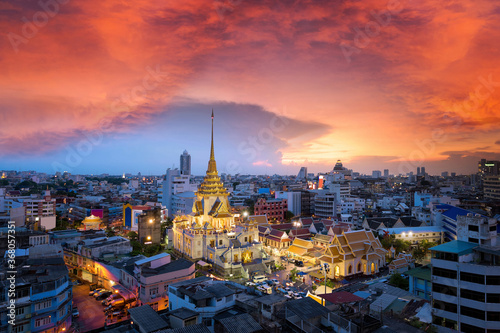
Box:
[208, 109, 217, 173]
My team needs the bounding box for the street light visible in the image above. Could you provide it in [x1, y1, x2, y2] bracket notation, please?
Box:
[320, 263, 330, 296]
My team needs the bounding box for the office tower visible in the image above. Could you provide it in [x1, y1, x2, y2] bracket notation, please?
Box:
[421, 166, 426, 175]
[297, 167, 308, 180]
[417, 167, 421, 176]
[180, 150, 191, 175]
[383, 169, 389, 178]
[372, 170, 382, 178]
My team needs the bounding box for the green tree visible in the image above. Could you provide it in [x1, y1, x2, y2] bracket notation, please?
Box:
[285, 211, 295, 222]
[0, 179, 9, 186]
[127, 231, 138, 242]
[290, 268, 299, 282]
[388, 272, 409, 290]
[105, 226, 115, 237]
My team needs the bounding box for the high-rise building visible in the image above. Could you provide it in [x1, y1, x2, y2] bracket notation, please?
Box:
[372, 170, 382, 178]
[441, 171, 449, 178]
[421, 166, 426, 175]
[297, 167, 308, 180]
[417, 167, 421, 176]
[383, 169, 389, 178]
[478, 159, 500, 176]
[484, 175, 500, 200]
[430, 214, 499, 333]
[180, 150, 191, 175]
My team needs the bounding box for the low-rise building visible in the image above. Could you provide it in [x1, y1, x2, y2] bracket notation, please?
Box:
[168, 277, 247, 330]
[404, 264, 431, 300]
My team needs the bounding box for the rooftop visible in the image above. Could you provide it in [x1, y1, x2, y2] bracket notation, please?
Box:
[430, 240, 477, 256]
[128, 305, 168, 333]
[404, 265, 431, 281]
[318, 291, 363, 304]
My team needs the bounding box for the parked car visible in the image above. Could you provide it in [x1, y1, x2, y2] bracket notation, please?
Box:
[269, 279, 279, 285]
[89, 288, 105, 296]
[257, 284, 273, 295]
[280, 256, 288, 262]
[72, 307, 79, 318]
[295, 260, 304, 267]
[96, 291, 112, 300]
[102, 293, 121, 306]
[94, 290, 111, 299]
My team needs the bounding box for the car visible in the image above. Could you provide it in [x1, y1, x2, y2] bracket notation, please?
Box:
[245, 281, 256, 287]
[89, 288, 105, 296]
[280, 256, 288, 262]
[72, 307, 79, 318]
[96, 291, 112, 300]
[94, 290, 111, 298]
[270, 279, 279, 285]
[295, 260, 304, 267]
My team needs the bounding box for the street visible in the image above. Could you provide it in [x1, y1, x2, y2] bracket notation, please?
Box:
[72, 284, 105, 332]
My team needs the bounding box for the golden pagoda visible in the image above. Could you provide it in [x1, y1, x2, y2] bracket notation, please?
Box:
[178, 110, 233, 230]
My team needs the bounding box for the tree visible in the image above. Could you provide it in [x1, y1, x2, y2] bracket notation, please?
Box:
[388, 272, 409, 290]
[290, 268, 299, 282]
[285, 211, 295, 222]
[127, 231, 138, 242]
[105, 226, 115, 237]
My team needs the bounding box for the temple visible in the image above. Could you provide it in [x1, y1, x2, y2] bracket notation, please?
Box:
[172, 111, 269, 277]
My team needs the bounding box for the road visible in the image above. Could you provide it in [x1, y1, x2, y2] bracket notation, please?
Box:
[72, 284, 105, 332]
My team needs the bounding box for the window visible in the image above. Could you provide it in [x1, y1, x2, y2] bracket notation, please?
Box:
[468, 225, 479, 232]
[35, 300, 52, 311]
[490, 225, 497, 232]
[468, 238, 479, 243]
[461, 323, 484, 333]
[433, 300, 457, 313]
[461, 305, 485, 320]
[219, 240, 223, 246]
[461, 272, 484, 284]
[150, 287, 159, 296]
[487, 276, 500, 285]
[433, 251, 458, 262]
[13, 325, 25, 333]
[487, 294, 500, 303]
[432, 267, 457, 279]
[35, 316, 51, 327]
[461, 289, 485, 302]
[432, 283, 457, 297]
[487, 312, 500, 321]
[59, 307, 67, 317]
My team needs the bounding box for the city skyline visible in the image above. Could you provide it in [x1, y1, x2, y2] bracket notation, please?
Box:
[1, 1, 500, 175]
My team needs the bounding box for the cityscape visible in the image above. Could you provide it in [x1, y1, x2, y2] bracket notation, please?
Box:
[1, 1, 500, 333]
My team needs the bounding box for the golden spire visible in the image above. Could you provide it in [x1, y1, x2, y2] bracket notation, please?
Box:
[207, 109, 217, 174]
[196, 109, 228, 197]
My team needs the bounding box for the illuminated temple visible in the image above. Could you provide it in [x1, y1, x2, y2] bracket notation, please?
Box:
[172, 111, 269, 277]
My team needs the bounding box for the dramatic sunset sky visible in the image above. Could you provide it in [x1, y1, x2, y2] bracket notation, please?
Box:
[1, 0, 499, 176]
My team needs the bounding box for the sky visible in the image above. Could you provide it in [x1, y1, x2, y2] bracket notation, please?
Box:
[1, 0, 500, 176]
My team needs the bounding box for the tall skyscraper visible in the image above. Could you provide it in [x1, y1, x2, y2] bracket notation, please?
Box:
[417, 167, 421, 176]
[383, 169, 389, 177]
[372, 170, 382, 178]
[180, 150, 191, 175]
[297, 167, 307, 180]
[421, 166, 426, 175]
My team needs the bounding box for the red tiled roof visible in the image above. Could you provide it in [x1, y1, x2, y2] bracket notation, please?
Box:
[271, 223, 292, 230]
[318, 291, 363, 304]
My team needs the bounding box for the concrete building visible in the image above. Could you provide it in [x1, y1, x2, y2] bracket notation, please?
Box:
[0, 189, 56, 230]
[404, 265, 431, 300]
[159, 168, 198, 218]
[275, 191, 301, 216]
[0, 250, 73, 333]
[484, 175, 500, 200]
[168, 277, 246, 330]
[430, 238, 500, 332]
[138, 207, 162, 245]
[180, 150, 191, 176]
[254, 198, 288, 221]
[372, 170, 382, 178]
[313, 191, 336, 219]
[297, 167, 307, 180]
[120, 253, 195, 311]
